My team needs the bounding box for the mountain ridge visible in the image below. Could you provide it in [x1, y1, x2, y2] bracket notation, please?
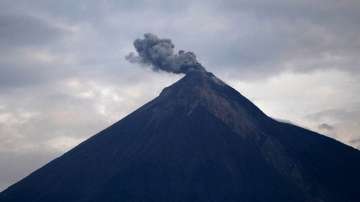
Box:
[1, 70, 359, 202]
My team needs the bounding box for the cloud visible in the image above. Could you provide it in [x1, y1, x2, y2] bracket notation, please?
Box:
[0, 14, 65, 48]
[306, 107, 360, 148]
[0, 14, 72, 89]
[318, 123, 335, 131]
[183, 0, 360, 79]
[229, 70, 360, 149]
[126, 33, 205, 74]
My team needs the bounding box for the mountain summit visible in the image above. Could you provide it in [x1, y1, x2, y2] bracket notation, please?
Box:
[1, 70, 359, 202]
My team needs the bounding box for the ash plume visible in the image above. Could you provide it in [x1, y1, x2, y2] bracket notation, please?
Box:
[126, 33, 205, 74]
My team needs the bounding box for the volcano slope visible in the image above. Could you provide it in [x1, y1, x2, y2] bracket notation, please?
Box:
[1, 70, 359, 202]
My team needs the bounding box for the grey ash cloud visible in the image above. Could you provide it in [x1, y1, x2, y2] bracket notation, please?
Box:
[126, 33, 205, 74]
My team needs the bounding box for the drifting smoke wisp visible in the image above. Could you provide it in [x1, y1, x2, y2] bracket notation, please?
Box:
[126, 33, 205, 74]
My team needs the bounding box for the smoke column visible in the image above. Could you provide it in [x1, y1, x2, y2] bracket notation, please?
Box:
[126, 33, 206, 74]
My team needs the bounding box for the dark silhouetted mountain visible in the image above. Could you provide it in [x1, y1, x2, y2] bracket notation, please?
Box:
[1, 70, 360, 202]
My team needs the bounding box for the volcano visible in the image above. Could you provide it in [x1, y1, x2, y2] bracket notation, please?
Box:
[1, 69, 359, 202]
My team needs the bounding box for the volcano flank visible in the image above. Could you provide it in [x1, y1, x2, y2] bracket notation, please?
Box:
[1, 69, 359, 202]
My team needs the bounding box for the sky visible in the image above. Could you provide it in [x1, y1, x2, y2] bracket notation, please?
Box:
[0, 0, 360, 191]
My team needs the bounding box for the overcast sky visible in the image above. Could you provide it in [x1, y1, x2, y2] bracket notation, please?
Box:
[1, 0, 360, 191]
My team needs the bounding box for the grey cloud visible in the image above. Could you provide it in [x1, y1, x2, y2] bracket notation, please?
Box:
[306, 107, 360, 148]
[350, 139, 360, 144]
[0, 14, 65, 48]
[306, 108, 360, 122]
[318, 123, 335, 131]
[126, 33, 205, 74]
[191, 0, 360, 79]
[0, 14, 71, 89]
[0, 50, 76, 90]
